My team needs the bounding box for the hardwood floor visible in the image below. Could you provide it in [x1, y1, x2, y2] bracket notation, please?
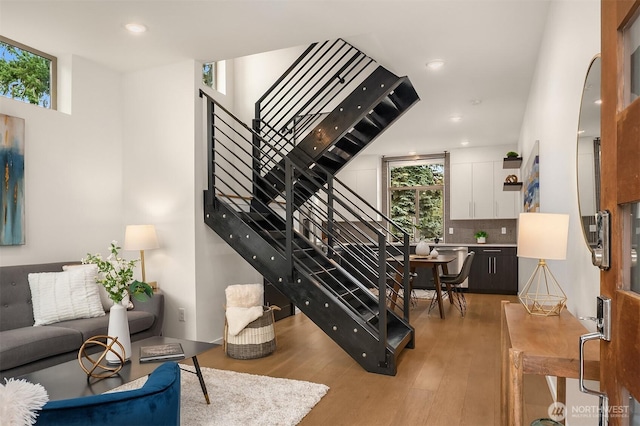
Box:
[194, 293, 552, 425]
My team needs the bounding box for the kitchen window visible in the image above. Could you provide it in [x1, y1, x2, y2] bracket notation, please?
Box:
[382, 155, 445, 241]
[0, 36, 56, 109]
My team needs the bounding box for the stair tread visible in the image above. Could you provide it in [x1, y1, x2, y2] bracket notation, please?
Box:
[386, 320, 413, 349]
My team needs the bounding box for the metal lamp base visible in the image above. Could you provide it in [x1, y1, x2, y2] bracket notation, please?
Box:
[518, 259, 567, 316]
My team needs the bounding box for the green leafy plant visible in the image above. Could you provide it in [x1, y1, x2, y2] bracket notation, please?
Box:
[506, 151, 519, 158]
[83, 241, 153, 303]
[474, 231, 488, 239]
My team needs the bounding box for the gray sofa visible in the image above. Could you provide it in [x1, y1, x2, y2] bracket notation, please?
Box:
[0, 261, 164, 379]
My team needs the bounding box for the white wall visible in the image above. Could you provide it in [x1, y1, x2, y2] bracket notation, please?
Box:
[0, 51, 268, 344]
[121, 60, 200, 340]
[518, 1, 601, 423]
[121, 59, 263, 343]
[195, 61, 263, 344]
[0, 55, 124, 265]
[519, 0, 600, 319]
[233, 45, 306, 125]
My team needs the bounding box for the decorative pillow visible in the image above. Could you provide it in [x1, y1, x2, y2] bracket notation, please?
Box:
[63, 264, 113, 311]
[28, 268, 105, 326]
[0, 378, 49, 425]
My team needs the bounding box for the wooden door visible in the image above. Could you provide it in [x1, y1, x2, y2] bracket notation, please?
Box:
[600, 1, 640, 424]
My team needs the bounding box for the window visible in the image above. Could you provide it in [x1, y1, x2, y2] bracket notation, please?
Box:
[383, 155, 445, 241]
[0, 36, 56, 109]
[202, 60, 226, 95]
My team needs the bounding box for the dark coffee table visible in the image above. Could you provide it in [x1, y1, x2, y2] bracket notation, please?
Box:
[20, 336, 217, 403]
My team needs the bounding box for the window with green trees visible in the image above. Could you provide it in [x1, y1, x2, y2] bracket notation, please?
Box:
[385, 156, 444, 241]
[202, 60, 226, 95]
[0, 36, 56, 109]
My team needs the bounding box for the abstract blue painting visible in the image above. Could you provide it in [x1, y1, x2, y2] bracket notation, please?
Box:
[1, 114, 25, 245]
[523, 141, 540, 213]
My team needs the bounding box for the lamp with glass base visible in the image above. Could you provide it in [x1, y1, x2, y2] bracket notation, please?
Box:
[517, 212, 570, 316]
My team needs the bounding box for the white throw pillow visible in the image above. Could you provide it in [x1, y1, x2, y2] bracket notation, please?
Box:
[63, 264, 114, 311]
[62, 264, 133, 311]
[28, 268, 105, 326]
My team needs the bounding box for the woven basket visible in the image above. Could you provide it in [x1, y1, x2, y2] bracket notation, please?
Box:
[225, 306, 278, 360]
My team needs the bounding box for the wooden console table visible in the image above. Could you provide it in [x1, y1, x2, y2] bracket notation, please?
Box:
[500, 300, 600, 425]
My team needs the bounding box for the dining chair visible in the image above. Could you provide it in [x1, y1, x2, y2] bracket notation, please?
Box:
[429, 251, 475, 317]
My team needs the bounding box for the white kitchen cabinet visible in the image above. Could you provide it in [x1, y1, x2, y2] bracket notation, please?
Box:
[450, 163, 473, 219]
[450, 161, 518, 220]
[493, 162, 519, 218]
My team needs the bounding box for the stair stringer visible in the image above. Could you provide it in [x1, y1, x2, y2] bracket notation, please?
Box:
[204, 197, 412, 375]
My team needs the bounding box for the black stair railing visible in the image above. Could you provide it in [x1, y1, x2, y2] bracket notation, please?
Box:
[253, 39, 377, 176]
[200, 90, 412, 328]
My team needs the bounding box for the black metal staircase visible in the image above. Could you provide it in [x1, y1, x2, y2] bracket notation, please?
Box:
[201, 39, 420, 375]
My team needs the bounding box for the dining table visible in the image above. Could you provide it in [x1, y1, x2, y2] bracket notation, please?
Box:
[389, 254, 457, 319]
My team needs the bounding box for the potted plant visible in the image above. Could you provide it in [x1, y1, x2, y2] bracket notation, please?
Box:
[504, 151, 522, 169]
[474, 231, 488, 244]
[83, 241, 153, 364]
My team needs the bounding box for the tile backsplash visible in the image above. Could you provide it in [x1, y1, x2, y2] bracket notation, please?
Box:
[443, 219, 517, 244]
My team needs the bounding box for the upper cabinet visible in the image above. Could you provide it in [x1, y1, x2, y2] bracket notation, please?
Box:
[450, 147, 519, 220]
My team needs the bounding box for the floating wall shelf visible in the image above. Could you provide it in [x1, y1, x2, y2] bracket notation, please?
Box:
[503, 182, 523, 191]
[503, 157, 523, 169]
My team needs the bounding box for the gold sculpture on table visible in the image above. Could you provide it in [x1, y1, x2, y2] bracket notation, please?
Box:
[77, 335, 125, 378]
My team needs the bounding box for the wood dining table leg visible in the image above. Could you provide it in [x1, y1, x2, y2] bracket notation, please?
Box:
[431, 266, 446, 319]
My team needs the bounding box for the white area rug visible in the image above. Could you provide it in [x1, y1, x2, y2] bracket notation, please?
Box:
[412, 289, 437, 299]
[109, 365, 329, 426]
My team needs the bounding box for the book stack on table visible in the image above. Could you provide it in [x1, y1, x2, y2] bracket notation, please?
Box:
[140, 343, 185, 362]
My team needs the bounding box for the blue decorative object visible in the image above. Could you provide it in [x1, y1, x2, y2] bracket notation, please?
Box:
[35, 362, 180, 425]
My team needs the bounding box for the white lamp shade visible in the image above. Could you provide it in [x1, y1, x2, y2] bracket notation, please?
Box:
[124, 225, 159, 251]
[517, 213, 569, 260]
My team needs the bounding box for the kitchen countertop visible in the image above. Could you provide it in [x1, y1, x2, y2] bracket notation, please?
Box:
[413, 242, 517, 248]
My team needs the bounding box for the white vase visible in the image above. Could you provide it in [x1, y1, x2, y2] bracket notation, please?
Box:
[415, 240, 430, 256]
[106, 302, 131, 364]
[430, 248, 439, 258]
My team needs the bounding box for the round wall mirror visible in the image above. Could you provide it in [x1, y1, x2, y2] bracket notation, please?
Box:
[576, 55, 601, 255]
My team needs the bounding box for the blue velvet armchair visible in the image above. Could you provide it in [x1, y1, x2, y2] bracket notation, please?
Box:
[35, 362, 181, 425]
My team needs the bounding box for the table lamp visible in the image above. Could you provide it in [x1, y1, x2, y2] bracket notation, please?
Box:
[124, 224, 159, 289]
[517, 212, 570, 316]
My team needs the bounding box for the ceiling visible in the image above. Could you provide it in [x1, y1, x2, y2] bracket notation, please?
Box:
[0, 0, 552, 156]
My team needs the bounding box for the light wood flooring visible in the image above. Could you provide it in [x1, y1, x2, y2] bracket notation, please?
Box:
[193, 293, 553, 426]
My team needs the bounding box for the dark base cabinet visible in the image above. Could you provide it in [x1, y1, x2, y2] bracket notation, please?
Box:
[264, 280, 296, 321]
[468, 246, 518, 294]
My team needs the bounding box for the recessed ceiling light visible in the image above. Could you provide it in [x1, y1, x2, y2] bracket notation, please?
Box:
[461, 140, 470, 146]
[470, 99, 482, 106]
[594, 99, 602, 105]
[408, 151, 417, 156]
[449, 115, 462, 123]
[125, 23, 147, 34]
[426, 59, 445, 71]
[578, 130, 585, 135]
